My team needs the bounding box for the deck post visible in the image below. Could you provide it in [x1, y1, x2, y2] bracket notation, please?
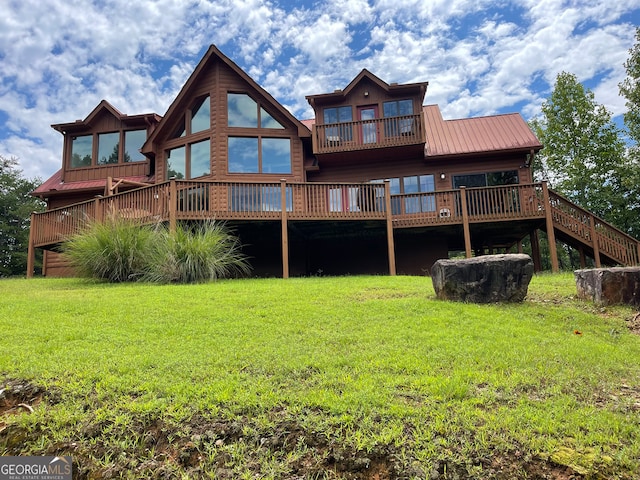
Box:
[384, 180, 396, 275]
[578, 245, 586, 268]
[106, 176, 113, 196]
[542, 182, 559, 272]
[637, 241, 640, 266]
[169, 179, 177, 233]
[280, 179, 289, 279]
[588, 213, 601, 268]
[530, 230, 542, 272]
[460, 187, 472, 258]
[26, 212, 35, 278]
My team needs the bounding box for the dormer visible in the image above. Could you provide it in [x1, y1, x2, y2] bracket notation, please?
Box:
[52, 100, 161, 183]
[305, 70, 428, 160]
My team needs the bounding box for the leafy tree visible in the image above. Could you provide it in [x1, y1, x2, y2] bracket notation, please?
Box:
[530, 72, 640, 236]
[620, 27, 640, 145]
[0, 156, 45, 276]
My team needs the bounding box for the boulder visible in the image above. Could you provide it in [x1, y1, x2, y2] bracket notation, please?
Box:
[431, 254, 534, 303]
[574, 267, 640, 306]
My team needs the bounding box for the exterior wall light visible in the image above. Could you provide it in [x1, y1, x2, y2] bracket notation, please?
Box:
[440, 173, 446, 180]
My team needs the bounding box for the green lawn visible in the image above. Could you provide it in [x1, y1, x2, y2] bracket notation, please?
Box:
[1, 274, 639, 479]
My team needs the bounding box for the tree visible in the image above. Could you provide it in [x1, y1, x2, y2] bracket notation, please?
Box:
[0, 156, 45, 276]
[619, 27, 640, 145]
[530, 72, 640, 236]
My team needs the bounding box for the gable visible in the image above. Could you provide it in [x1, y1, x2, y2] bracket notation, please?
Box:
[145, 45, 310, 182]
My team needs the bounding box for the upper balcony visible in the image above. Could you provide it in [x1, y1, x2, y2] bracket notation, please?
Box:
[310, 113, 426, 156]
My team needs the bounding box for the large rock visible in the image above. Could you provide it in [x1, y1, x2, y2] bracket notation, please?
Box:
[431, 254, 534, 303]
[575, 267, 640, 306]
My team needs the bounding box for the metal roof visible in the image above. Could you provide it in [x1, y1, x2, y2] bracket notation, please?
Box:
[422, 105, 542, 157]
[32, 169, 154, 198]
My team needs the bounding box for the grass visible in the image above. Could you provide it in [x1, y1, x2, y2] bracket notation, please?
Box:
[1, 273, 639, 479]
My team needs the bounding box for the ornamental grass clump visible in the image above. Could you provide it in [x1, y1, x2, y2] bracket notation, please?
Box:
[144, 221, 250, 283]
[63, 217, 158, 282]
[64, 217, 249, 283]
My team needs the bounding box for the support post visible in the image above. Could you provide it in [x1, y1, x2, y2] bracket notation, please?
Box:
[106, 176, 113, 196]
[384, 180, 396, 275]
[578, 245, 586, 268]
[280, 179, 289, 279]
[637, 241, 640, 266]
[530, 230, 542, 272]
[26, 212, 36, 278]
[460, 186, 472, 258]
[169, 179, 177, 233]
[541, 182, 559, 272]
[589, 213, 601, 268]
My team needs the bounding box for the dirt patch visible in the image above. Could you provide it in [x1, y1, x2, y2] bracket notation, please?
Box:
[0, 379, 47, 426]
[627, 312, 640, 335]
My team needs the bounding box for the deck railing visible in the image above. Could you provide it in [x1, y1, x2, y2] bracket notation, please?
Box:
[29, 180, 640, 266]
[391, 184, 546, 227]
[311, 113, 425, 154]
[548, 190, 640, 266]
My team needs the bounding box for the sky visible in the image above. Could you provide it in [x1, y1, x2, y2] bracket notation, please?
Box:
[1, 0, 639, 181]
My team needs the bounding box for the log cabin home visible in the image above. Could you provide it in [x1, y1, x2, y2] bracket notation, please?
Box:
[29, 45, 640, 278]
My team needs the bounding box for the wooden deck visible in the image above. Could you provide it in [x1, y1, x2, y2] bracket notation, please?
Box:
[28, 180, 640, 276]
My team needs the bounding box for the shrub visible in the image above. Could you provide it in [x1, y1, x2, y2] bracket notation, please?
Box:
[144, 220, 250, 283]
[64, 218, 250, 283]
[63, 217, 158, 282]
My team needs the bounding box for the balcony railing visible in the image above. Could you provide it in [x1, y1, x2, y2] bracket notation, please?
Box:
[311, 113, 425, 154]
[29, 180, 640, 267]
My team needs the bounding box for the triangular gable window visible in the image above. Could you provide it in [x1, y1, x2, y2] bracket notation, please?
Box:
[260, 107, 284, 129]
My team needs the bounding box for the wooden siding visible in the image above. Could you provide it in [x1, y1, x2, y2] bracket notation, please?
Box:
[64, 162, 149, 183]
[307, 151, 530, 186]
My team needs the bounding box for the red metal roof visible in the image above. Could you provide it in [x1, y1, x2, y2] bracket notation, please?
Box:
[422, 105, 541, 157]
[32, 169, 155, 198]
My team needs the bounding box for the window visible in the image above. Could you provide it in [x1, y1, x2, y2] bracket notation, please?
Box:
[97, 132, 119, 165]
[323, 106, 353, 141]
[166, 140, 211, 180]
[228, 137, 259, 173]
[124, 130, 146, 162]
[172, 95, 210, 138]
[370, 175, 435, 214]
[167, 146, 186, 179]
[70, 129, 147, 168]
[71, 135, 93, 168]
[228, 93, 285, 129]
[403, 175, 435, 213]
[452, 170, 519, 188]
[383, 99, 414, 136]
[228, 137, 291, 174]
[191, 97, 210, 133]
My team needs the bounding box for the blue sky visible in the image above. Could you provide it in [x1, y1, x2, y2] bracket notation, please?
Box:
[1, 0, 639, 181]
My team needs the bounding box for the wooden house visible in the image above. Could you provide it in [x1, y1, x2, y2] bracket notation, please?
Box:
[29, 45, 640, 277]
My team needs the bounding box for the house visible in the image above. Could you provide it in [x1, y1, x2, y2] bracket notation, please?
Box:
[29, 45, 640, 278]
